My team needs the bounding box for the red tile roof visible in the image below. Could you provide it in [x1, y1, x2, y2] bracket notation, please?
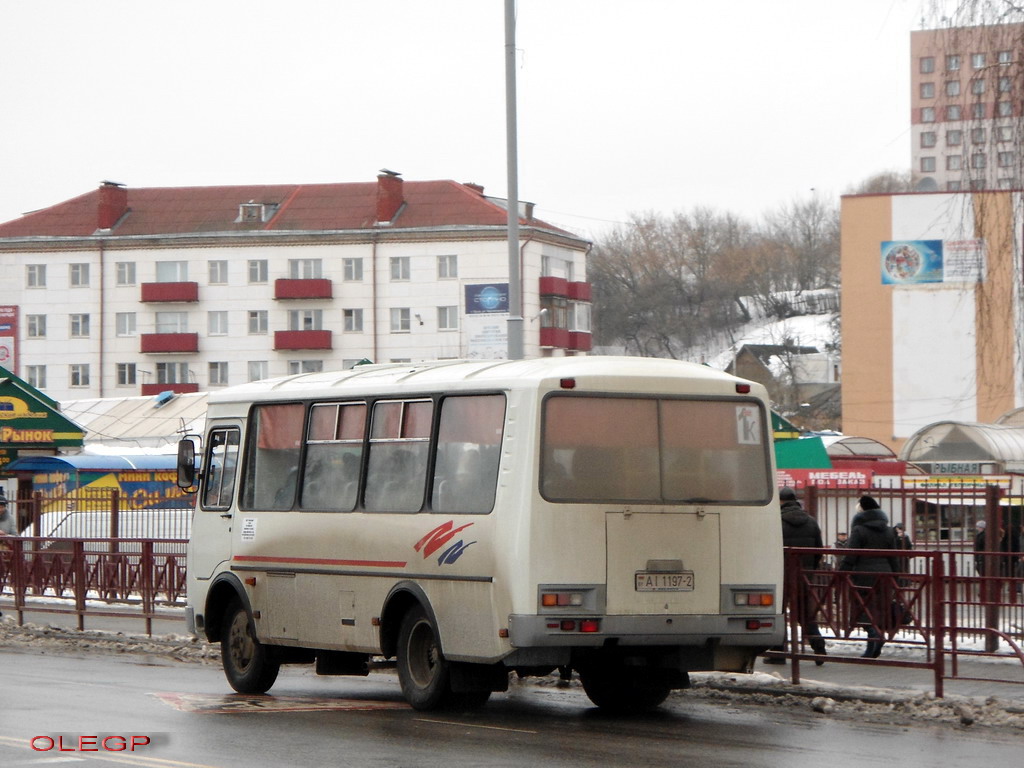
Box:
[0, 179, 574, 239]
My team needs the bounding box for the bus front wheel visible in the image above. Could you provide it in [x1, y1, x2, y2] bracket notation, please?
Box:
[578, 665, 671, 712]
[222, 598, 280, 694]
[396, 605, 453, 710]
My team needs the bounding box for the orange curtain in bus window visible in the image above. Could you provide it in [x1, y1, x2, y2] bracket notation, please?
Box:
[438, 395, 505, 445]
[257, 403, 305, 449]
[661, 400, 748, 450]
[545, 397, 657, 448]
[308, 404, 339, 441]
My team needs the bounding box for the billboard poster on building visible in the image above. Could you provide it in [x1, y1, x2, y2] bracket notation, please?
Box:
[465, 283, 509, 314]
[0, 306, 17, 373]
[464, 314, 508, 360]
[880, 239, 985, 285]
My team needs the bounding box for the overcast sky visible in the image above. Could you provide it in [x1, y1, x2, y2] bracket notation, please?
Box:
[0, 1, 926, 240]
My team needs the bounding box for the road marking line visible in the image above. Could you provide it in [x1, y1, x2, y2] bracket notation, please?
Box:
[414, 718, 538, 734]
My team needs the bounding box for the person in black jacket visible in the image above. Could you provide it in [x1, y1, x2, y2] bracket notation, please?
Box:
[840, 495, 899, 658]
[767, 487, 827, 664]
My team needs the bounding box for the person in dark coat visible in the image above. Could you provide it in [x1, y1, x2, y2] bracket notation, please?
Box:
[839, 495, 899, 658]
[767, 487, 827, 664]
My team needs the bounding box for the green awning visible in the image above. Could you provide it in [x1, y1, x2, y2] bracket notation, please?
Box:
[774, 436, 832, 469]
[0, 366, 85, 452]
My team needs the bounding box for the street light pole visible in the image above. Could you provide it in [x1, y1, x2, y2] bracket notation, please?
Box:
[505, 0, 524, 359]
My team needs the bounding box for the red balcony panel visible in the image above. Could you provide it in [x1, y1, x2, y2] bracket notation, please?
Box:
[140, 332, 199, 353]
[539, 327, 570, 348]
[275, 278, 333, 300]
[140, 282, 199, 302]
[567, 282, 592, 301]
[274, 330, 333, 350]
[569, 331, 593, 351]
[141, 383, 199, 396]
[539, 276, 569, 296]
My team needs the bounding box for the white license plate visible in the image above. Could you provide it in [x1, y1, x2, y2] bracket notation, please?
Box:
[635, 571, 694, 592]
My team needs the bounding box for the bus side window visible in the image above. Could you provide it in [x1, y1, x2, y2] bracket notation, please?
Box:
[365, 400, 432, 513]
[240, 403, 305, 511]
[430, 395, 505, 514]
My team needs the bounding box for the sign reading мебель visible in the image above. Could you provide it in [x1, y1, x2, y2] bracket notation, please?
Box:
[464, 283, 509, 360]
[880, 239, 986, 285]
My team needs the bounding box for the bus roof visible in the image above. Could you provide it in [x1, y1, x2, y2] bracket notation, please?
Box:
[207, 357, 764, 405]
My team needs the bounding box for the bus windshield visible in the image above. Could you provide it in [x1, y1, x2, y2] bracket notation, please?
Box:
[541, 395, 771, 504]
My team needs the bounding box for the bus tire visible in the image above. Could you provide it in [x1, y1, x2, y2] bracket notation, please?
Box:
[579, 666, 671, 712]
[221, 598, 280, 694]
[396, 605, 454, 710]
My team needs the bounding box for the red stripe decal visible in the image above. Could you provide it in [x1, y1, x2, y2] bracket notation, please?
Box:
[233, 555, 407, 568]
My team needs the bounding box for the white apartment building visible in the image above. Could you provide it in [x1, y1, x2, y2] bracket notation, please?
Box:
[0, 174, 593, 402]
[911, 22, 1024, 191]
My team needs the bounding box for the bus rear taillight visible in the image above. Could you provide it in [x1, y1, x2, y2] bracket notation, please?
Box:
[541, 591, 584, 608]
[734, 592, 774, 607]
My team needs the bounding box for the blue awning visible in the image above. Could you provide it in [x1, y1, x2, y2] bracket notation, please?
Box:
[5, 454, 176, 473]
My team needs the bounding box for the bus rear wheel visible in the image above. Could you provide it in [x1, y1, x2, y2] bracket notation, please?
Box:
[222, 598, 280, 694]
[578, 665, 671, 712]
[396, 605, 454, 710]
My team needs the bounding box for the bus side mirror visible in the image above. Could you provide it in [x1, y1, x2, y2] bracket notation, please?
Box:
[177, 438, 197, 489]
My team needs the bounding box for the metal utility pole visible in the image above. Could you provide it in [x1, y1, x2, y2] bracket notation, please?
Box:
[505, 0, 524, 359]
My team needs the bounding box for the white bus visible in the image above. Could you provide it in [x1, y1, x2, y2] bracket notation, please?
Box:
[178, 357, 783, 711]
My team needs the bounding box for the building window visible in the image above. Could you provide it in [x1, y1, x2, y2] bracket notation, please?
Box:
[946, 80, 961, 97]
[26, 315, 46, 338]
[156, 362, 190, 384]
[972, 153, 987, 169]
[999, 151, 1016, 167]
[920, 56, 935, 73]
[920, 132, 937, 148]
[248, 361, 269, 382]
[969, 178, 986, 190]
[946, 105, 961, 120]
[343, 258, 363, 281]
[209, 260, 228, 284]
[920, 156, 936, 172]
[999, 76, 1013, 93]
[209, 362, 229, 386]
[390, 308, 411, 333]
[155, 311, 188, 334]
[288, 259, 322, 279]
[288, 309, 323, 331]
[437, 306, 458, 331]
[70, 314, 90, 338]
[26, 366, 45, 389]
[116, 312, 136, 337]
[570, 302, 592, 332]
[248, 260, 268, 283]
[208, 311, 229, 335]
[390, 257, 410, 281]
[972, 103, 985, 119]
[999, 50, 1013, 65]
[343, 309, 364, 332]
[972, 52, 986, 69]
[947, 155, 963, 171]
[247, 310, 268, 334]
[437, 254, 458, 278]
[970, 78, 985, 95]
[947, 180, 962, 191]
[288, 360, 323, 374]
[26, 264, 46, 288]
[997, 125, 1014, 142]
[920, 82, 935, 99]
[946, 54, 961, 71]
[156, 261, 188, 282]
[116, 363, 136, 386]
[947, 129, 963, 146]
[921, 107, 936, 123]
[70, 364, 90, 387]
[972, 127, 986, 144]
[998, 177, 1016, 189]
[116, 262, 136, 286]
[70, 263, 90, 287]
[998, 100, 1013, 117]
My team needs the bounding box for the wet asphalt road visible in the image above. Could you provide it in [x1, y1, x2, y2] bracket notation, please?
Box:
[2, 645, 1023, 768]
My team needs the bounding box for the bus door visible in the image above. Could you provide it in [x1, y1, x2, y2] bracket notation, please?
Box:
[190, 424, 242, 581]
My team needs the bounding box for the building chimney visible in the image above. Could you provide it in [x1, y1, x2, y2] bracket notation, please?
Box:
[376, 169, 404, 224]
[97, 181, 128, 230]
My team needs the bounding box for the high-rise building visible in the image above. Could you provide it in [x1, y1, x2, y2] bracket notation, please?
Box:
[0, 174, 593, 402]
[910, 22, 1024, 191]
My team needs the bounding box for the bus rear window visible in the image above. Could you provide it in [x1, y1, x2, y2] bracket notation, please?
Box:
[541, 395, 770, 504]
